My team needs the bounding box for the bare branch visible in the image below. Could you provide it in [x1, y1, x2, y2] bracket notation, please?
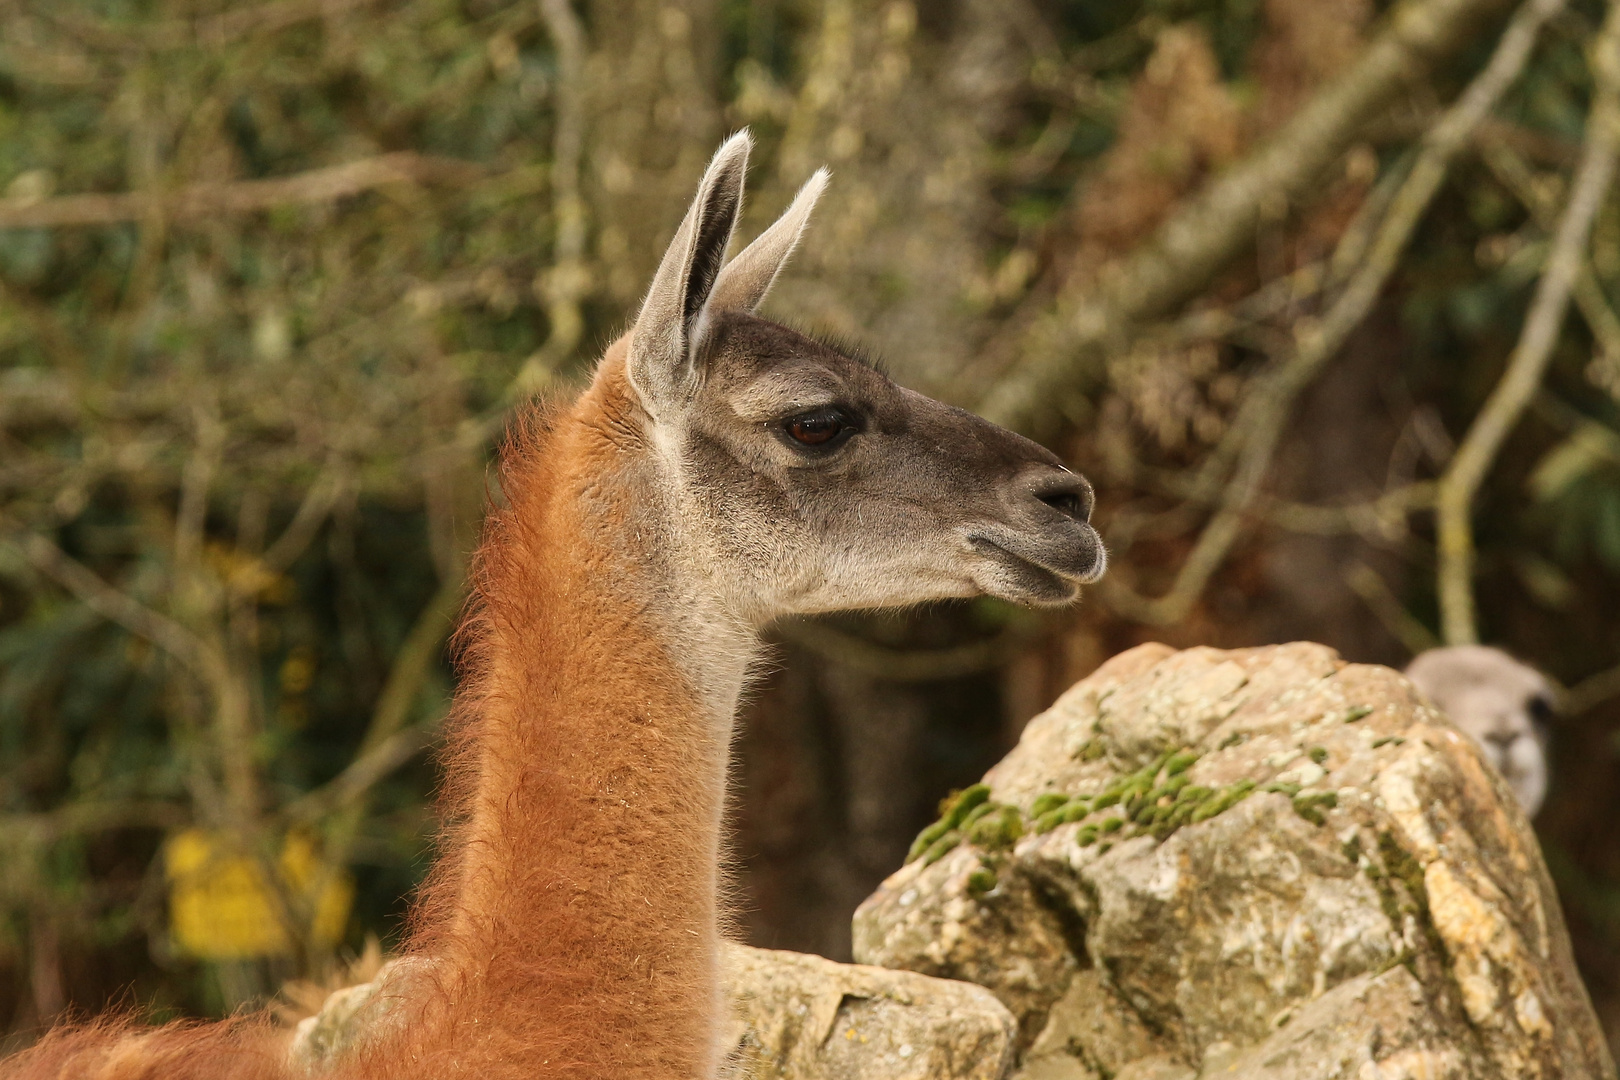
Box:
[503, 0, 591, 404]
[28, 0, 388, 51]
[0, 153, 482, 230]
[1436, 0, 1620, 644]
[281, 724, 437, 827]
[1476, 133, 1620, 388]
[4, 532, 268, 846]
[173, 404, 224, 573]
[1347, 563, 1441, 655]
[282, 575, 462, 823]
[0, 801, 190, 842]
[1093, 0, 1561, 626]
[261, 468, 346, 574]
[975, 0, 1523, 435]
[285, 573, 462, 966]
[8, 532, 209, 676]
[1565, 661, 1620, 714]
[355, 576, 463, 760]
[1265, 482, 1438, 536]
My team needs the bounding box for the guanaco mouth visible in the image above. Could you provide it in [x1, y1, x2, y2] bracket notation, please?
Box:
[967, 535, 1097, 605]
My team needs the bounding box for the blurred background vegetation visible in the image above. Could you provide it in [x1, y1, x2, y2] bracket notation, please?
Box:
[7, 0, 1620, 1053]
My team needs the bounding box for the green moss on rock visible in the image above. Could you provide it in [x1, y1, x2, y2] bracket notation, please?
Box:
[907, 783, 994, 863]
[968, 806, 1025, 851]
[965, 866, 998, 898]
[1031, 793, 1069, 817]
[920, 830, 963, 866]
[1291, 790, 1337, 826]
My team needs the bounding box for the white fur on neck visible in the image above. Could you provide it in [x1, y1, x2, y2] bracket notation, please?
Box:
[641, 417, 762, 732]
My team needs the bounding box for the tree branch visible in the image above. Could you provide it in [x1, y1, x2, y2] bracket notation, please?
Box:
[1264, 482, 1438, 536]
[1347, 563, 1441, 655]
[1092, 0, 1560, 625]
[281, 723, 438, 827]
[1476, 131, 1620, 391]
[0, 801, 190, 842]
[284, 573, 462, 968]
[1436, 0, 1620, 644]
[975, 0, 1519, 435]
[503, 0, 591, 404]
[282, 575, 461, 823]
[9, 532, 210, 677]
[26, 0, 387, 51]
[0, 153, 482, 230]
[1565, 660, 1620, 714]
[261, 467, 346, 574]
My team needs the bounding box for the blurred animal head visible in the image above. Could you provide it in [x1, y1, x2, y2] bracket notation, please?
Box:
[1404, 645, 1554, 817]
[621, 131, 1105, 624]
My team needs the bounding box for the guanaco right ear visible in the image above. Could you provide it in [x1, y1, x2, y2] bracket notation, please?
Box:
[627, 130, 751, 416]
[708, 167, 829, 315]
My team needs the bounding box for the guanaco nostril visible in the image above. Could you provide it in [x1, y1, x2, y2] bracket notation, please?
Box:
[1033, 475, 1094, 523]
[1042, 492, 1085, 519]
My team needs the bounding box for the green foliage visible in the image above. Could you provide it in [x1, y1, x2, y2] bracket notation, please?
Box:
[0, 0, 573, 1017]
[4, 0, 1620, 1032]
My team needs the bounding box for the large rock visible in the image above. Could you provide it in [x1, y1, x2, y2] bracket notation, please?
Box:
[853, 642, 1614, 1080]
[720, 943, 1015, 1078]
[288, 942, 1016, 1079]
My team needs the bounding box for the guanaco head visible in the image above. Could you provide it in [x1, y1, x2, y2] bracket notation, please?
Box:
[1405, 645, 1554, 817]
[619, 131, 1104, 624]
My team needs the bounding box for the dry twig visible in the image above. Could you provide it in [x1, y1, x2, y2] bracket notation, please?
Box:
[1436, 0, 1620, 644]
[504, 0, 591, 403]
[1098, 0, 1563, 625]
[0, 153, 481, 230]
[1566, 661, 1620, 714]
[1476, 134, 1620, 387]
[976, 0, 1520, 435]
[10, 532, 210, 677]
[1347, 563, 1441, 655]
[290, 573, 463, 957]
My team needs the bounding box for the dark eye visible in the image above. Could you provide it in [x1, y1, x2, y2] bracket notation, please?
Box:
[781, 408, 855, 450]
[1529, 694, 1556, 725]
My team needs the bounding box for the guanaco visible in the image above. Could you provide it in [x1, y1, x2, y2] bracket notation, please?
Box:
[4, 130, 1103, 1080]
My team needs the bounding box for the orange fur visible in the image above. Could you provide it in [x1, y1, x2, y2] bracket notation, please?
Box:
[3, 346, 731, 1080]
[0, 1016, 287, 1080]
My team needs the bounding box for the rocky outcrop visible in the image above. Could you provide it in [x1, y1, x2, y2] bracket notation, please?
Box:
[854, 642, 1614, 1080]
[720, 943, 1016, 1078]
[288, 943, 1017, 1078]
[292, 642, 1614, 1079]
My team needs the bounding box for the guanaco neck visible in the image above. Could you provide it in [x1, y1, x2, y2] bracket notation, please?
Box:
[397, 351, 757, 1080]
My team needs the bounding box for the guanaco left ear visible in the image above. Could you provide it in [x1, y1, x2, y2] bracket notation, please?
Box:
[627, 130, 751, 416]
[708, 167, 829, 314]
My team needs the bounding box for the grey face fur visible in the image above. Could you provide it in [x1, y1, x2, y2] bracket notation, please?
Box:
[1405, 646, 1553, 817]
[623, 131, 1105, 629]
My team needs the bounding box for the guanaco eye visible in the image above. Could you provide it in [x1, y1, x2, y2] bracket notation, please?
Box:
[781, 408, 855, 450]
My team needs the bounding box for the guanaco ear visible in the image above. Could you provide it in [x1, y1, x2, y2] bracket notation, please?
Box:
[627, 130, 751, 416]
[708, 167, 829, 314]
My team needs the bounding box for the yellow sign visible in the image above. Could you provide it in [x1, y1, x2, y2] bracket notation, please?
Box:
[165, 829, 353, 960]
